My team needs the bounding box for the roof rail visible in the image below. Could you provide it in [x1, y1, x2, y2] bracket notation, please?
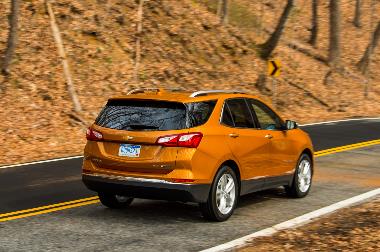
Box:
[189, 90, 246, 97]
[127, 88, 160, 95]
[127, 87, 187, 95]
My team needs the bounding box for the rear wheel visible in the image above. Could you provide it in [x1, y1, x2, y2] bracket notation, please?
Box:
[200, 166, 239, 222]
[285, 154, 313, 198]
[98, 192, 134, 209]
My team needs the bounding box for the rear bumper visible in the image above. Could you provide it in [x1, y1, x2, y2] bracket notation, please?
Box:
[82, 174, 210, 203]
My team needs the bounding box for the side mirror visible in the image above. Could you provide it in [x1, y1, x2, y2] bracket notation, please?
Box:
[285, 120, 298, 130]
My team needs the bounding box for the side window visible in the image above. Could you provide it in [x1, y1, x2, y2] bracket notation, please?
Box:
[222, 99, 254, 128]
[249, 99, 283, 130]
[186, 100, 217, 127]
[221, 104, 234, 127]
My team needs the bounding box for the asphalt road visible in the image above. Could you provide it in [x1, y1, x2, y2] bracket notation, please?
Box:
[302, 119, 380, 150]
[0, 145, 379, 251]
[0, 118, 379, 215]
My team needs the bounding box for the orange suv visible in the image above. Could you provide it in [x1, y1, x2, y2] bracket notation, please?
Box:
[82, 89, 314, 221]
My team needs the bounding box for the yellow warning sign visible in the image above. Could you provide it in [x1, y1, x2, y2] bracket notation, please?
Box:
[268, 60, 281, 77]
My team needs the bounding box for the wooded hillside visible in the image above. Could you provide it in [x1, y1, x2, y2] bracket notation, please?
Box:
[0, 0, 379, 165]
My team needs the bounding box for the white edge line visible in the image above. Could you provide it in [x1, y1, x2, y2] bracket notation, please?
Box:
[0, 117, 379, 170]
[300, 117, 380, 127]
[0, 155, 83, 169]
[200, 188, 380, 252]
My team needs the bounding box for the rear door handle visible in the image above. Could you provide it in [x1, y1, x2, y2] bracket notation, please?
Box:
[229, 133, 239, 138]
[265, 134, 273, 139]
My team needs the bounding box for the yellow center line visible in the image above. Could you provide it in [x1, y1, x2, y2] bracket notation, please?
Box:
[0, 200, 100, 222]
[1, 138, 380, 222]
[0, 196, 99, 218]
[315, 139, 380, 157]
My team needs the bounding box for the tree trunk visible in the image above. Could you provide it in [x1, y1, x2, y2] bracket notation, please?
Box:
[1, 0, 20, 75]
[217, 0, 223, 17]
[260, 0, 294, 59]
[46, 0, 82, 113]
[220, 0, 229, 25]
[308, 0, 318, 46]
[353, 0, 361, 28]
[357, 21, 380, 74]
[328, 0, 341, 67]
[134, 0, 144, 84]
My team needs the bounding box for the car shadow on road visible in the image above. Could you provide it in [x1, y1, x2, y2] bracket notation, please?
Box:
[237, 187, 288, 208]
[77, 187, 288, 223]
[84, 200, 205, 223]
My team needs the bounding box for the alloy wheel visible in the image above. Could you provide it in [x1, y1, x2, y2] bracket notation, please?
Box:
[216, 173, 236, 215]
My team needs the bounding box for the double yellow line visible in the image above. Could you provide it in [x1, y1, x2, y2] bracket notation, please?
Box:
[314, 139, 380, 157]
[1, 138, 379, 222]
[0, 196, 99, 222]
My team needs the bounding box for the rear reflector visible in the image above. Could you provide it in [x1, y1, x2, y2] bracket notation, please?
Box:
[172, 179, 195, 183]
[156, 132, 203, 148]
[86, 128, 103, 141]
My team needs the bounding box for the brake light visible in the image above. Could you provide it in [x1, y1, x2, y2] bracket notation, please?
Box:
[156, 132, 203, 148]
[86, 128, 103, 141]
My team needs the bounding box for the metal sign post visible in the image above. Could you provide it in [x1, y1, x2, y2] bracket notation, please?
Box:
[272, 78, 277, 108]
[267, 60, 281, 108]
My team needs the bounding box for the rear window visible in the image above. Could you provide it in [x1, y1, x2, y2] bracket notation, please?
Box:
[95, 99, 216, 131]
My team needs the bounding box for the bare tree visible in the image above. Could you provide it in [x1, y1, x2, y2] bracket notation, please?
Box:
[328, 0, 341, 67]
[133, 0, 144, 84]
[216, 0, 223, 17]
[357, 21, 380, 74]
[220, 0, 229, 25]
[260, 0, 294, 59]
[46, 0, 82, 113]
[1, 0, 20, 75]
[353, 0, 361, 28]
[308, 0, 318, 46]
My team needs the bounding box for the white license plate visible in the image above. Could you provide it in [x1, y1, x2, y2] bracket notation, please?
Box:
[118, 144, 141, 157]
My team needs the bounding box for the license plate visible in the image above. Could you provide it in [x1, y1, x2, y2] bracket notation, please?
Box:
[118, 144, 141, 157]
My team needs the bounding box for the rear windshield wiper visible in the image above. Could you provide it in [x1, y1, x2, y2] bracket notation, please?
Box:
[126, 124, 159, 130]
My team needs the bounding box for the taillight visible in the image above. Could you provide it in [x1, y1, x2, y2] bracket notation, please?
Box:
[178, 133, 203, 147]
[86, 128, 103, 141]
[156, 134, 178, 147]
[156, 132, 203, 148]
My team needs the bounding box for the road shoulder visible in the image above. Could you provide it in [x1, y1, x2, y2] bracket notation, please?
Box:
[238, 197, 380, 252]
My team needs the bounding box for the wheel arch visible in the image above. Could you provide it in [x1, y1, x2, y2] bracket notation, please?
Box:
[289, 148, 314, 188]
[299, 148, 314, 180]
[219, 160, 241, 193]
[301, 148, 314, 167]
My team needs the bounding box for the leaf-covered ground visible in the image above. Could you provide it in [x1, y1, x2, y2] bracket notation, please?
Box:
[0, 0, 379, 165]
[238, 198, 380, 251]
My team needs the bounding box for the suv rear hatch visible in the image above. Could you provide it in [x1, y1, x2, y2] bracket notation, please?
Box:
[87, 98, 216, 174]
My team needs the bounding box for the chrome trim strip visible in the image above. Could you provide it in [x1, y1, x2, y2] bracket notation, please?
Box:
[242, 172, 294, 182]
[83, 173, 187, 185]
[243, 176, 268, 181]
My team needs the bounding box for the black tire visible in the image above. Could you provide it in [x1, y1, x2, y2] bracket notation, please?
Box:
[285, 153, 313, 198]
[98, 192, 134, 209]
[200, 166, 239, 222]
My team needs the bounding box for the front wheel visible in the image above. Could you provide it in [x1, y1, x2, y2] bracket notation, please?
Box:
[200, 166, 239, 222]
[98, 192, 134, 209]
[285, 154, 313, 198]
